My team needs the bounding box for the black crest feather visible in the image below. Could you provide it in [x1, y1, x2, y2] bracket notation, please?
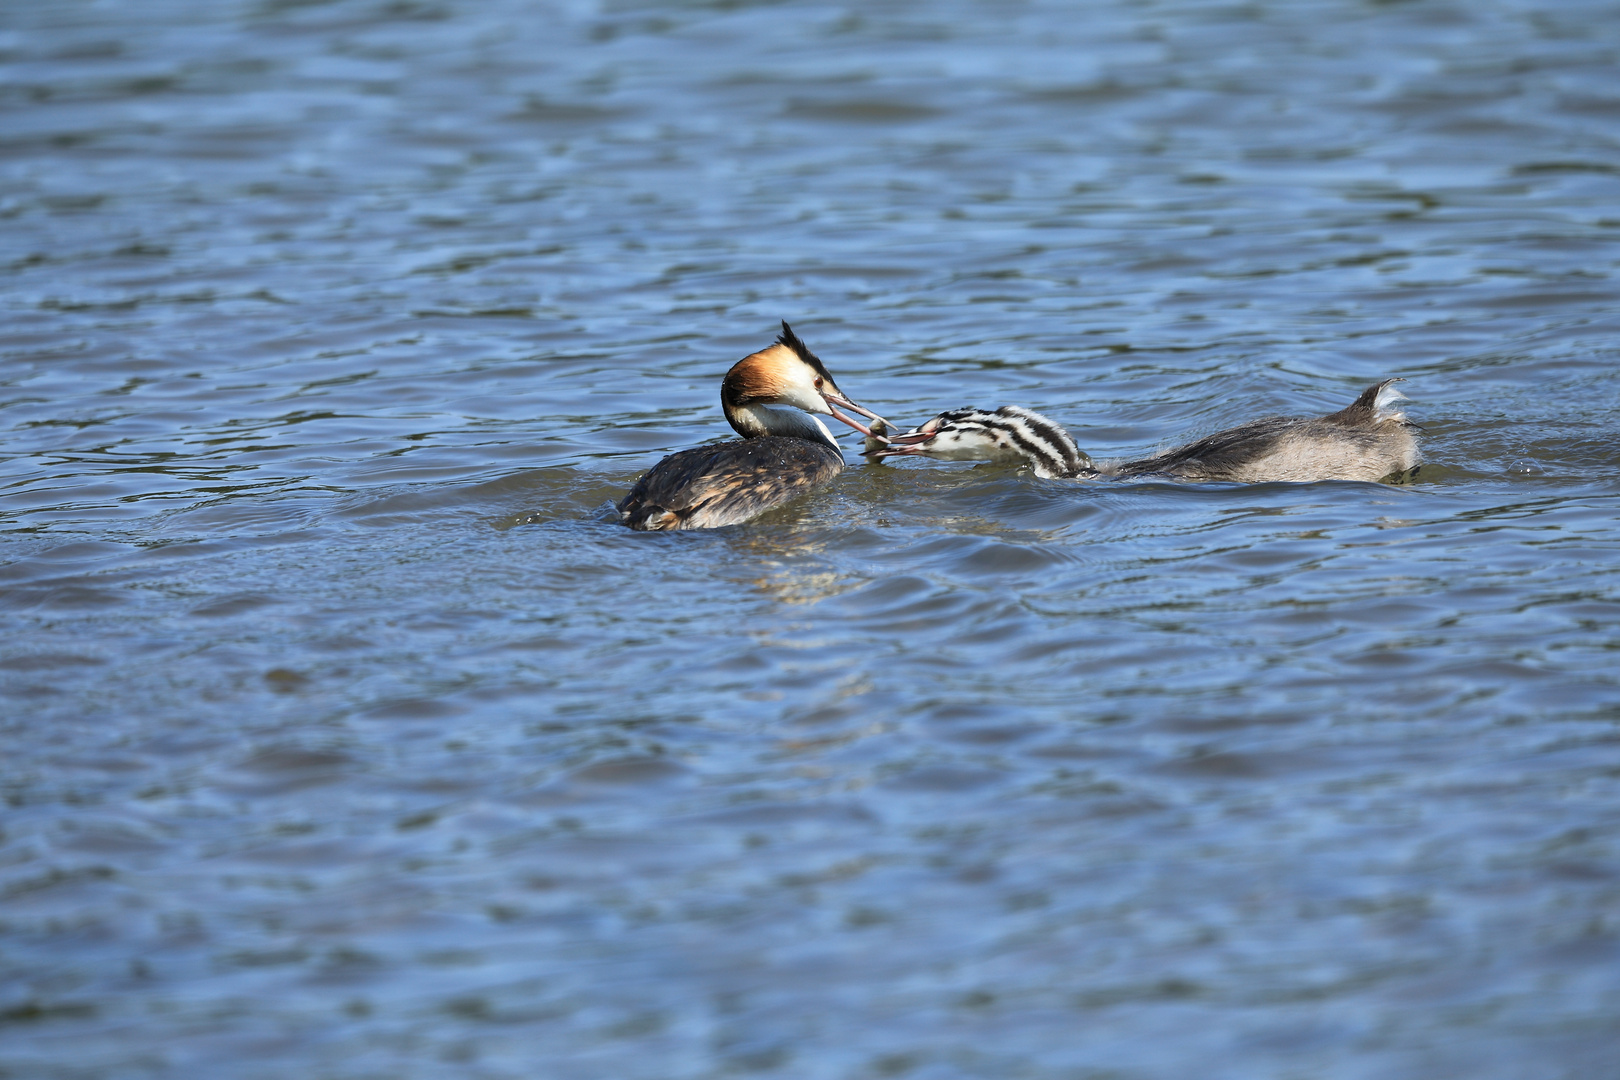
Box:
[776, 320, 836, 385]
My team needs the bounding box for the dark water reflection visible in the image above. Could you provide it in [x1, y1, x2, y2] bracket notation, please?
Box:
[5, 0, 1620, 1076]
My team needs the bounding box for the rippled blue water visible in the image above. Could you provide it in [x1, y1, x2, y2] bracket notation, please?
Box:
[4, 1, 1620, 1077]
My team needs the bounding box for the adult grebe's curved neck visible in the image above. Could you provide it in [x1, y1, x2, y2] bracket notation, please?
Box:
[722, 397, 841, 451]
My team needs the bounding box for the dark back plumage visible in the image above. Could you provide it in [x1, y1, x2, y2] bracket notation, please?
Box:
[1119, 378, 1419, 482]
[618, 436, 843, 531]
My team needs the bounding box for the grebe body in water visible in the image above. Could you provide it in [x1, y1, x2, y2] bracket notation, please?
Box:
[876, 380, 1421, 484]
[619, 323, 885, 531]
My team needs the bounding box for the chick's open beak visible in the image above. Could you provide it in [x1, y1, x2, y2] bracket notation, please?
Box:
[862, 419, 947, 459]
[875, 429, 937, 448]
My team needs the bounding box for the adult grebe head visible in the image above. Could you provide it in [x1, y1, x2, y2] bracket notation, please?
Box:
[722, 322, 886, 444]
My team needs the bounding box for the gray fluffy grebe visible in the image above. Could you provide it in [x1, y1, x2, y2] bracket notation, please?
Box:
[874, 380, 1421, 483]
[618, 322, 886, 531]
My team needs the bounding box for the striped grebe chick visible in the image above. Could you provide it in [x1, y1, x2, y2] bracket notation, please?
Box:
[618, 322, 886, 531]
[875, 380, 1421, 484]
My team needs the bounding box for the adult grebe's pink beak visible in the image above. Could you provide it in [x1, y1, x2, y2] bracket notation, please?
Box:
[821, 389, 888, 439]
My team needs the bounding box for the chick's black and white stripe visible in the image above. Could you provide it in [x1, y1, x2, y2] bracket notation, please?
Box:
[886, 406, 1093, 479]
[996, 407, 1091, 478]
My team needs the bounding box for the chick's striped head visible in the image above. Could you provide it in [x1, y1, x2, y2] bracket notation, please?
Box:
[875, 405, 1091, 479]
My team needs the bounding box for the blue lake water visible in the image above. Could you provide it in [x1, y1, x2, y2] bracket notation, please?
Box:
[3, 1, 1619, 1076]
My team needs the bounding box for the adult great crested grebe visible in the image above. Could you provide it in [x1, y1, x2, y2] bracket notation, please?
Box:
[874, 380, 1421, 483]
[618, 322, 887, 531]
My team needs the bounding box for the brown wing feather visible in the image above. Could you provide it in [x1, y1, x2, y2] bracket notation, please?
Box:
[618, 437, 844, 531]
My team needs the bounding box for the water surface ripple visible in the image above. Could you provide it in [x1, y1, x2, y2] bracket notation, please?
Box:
[3, 1, 1619, 1077]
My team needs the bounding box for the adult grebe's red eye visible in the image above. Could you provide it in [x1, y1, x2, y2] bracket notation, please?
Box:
[814, 377, 824, 390]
